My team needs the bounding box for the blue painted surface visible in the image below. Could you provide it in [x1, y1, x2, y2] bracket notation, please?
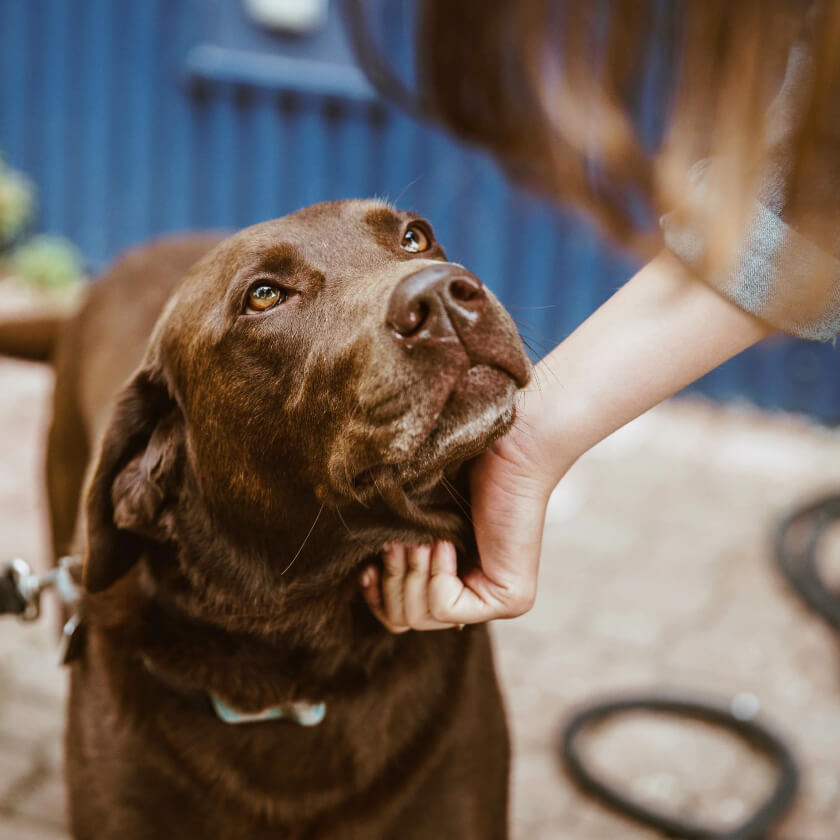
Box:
[0, 0, 837, 420]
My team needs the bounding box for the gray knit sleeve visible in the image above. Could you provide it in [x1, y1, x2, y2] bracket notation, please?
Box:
[661, 44, 840, 342]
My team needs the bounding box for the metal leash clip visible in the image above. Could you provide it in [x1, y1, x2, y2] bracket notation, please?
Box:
[1, 556, 81, 621]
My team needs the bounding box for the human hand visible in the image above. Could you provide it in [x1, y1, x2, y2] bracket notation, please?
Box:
[359, 402, 561, 632]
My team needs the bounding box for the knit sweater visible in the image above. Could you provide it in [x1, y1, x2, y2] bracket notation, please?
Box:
[661, 42, 840, 341]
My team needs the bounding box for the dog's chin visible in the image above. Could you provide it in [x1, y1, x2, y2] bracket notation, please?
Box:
[405, 365, 518, 481]
[349, 365, 519, 498]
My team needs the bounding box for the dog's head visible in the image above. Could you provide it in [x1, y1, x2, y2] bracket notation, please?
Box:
[83, 200, 530, 593]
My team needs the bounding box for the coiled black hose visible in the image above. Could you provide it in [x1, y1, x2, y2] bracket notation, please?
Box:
[557, 489, 840, 839]
[560, 692, 799, 839]
[774, 493, 840, 633]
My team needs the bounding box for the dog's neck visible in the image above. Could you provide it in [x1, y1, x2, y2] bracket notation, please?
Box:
[80, 550, 397, 713]
[82, 476, 471, 714]
[154, 466, 471, 636]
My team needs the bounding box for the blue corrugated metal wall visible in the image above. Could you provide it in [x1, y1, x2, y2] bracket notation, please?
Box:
[0, 0, 837, 420]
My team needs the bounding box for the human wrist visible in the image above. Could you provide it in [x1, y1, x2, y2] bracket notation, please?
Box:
[517, 250, 773, 482]
[506, 380, 588, 490]
[529, 381, 597, 480]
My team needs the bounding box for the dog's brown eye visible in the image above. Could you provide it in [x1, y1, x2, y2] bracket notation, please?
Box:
[247, 283, 286, 312]
[401, 223, 430, 253]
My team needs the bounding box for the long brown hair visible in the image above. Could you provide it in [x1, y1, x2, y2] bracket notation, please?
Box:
[346, 1, 840, 285]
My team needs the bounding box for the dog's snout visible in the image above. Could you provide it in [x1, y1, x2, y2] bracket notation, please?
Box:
[386, 265, 486, 344]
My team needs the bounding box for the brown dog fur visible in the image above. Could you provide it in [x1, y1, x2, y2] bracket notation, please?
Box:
[19, 200, 530, 839]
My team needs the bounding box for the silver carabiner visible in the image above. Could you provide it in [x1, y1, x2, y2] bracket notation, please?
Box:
[5, 556, 81, 621]
[8, 557, 46, 621]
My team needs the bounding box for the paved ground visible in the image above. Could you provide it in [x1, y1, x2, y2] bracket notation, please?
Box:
[1, 356, 839, 839]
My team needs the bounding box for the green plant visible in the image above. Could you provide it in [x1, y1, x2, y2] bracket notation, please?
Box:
[8, 235, 84, 288]
[0, 156, 35, 247]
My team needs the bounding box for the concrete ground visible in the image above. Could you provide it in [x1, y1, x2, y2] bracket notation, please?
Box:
[0, 357, 839, 839]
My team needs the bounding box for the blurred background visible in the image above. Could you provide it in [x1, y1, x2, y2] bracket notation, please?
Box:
[1, 0, 840, 418]
[0, 1, 839, 839]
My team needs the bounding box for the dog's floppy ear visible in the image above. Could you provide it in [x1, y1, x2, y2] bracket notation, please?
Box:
[83, 367, 184, 592]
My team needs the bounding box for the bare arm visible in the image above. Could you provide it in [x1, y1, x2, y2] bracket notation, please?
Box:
[533, 249, 774, 460]
[361, 250, 774, 631]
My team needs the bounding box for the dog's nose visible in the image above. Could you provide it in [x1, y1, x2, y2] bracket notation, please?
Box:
[386, 264, 486, 345]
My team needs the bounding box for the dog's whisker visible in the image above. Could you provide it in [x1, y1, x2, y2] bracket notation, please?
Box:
[441, 474, 470, 508]
[279, 504, 325, 577]
[441, 477, 474, 527]
[333, 505, 352, 536]
[520, 334, 555, 357]
[532, 360, 562, 389]
[393, 176, 423, 206]
[512, 321, 555, 356]
[520, 338, 544, 359]
[510, 315, 552, 337]
[527, 366, 548, 399]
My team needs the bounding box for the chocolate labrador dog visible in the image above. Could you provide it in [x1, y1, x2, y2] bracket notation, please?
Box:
[4, 200, 530, 839]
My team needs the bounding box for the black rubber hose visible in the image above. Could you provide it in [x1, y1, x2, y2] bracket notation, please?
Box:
[558, 489, 840, 839]
[774, 493, 840, 633]
[559, 692, 799, 840]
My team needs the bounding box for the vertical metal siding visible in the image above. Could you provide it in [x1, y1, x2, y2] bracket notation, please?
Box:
[0, 0, 838, 420]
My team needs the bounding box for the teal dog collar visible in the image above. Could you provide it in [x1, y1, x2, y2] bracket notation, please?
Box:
[210, 695, 326, 726]
[140, 654, 326, 727]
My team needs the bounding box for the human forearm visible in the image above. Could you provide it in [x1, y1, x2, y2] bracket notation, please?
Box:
[525, 250, 775, 480]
